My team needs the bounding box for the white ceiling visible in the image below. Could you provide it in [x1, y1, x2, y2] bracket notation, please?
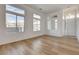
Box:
[27, 4, 77, 14]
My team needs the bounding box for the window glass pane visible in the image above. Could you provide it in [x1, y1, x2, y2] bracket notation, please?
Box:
[38, 27, 40, 30]
[33, 19, 38, 24]
[33, 25, 37, 31]
[47, 20, 51, 30]
[55, 19, 58, 30]
[17, 16, 24, 32]
[6, 13, 16, 27]
[33, 21, 38, 24]
[55, 19, 57, 23]
[33, 25, 38, 28]
[77, 13, 79, 18]
[65, 14, 75, 19]
[6, 5, 24, 14]
[33, 19, 40, 25]
[37, 20, 40, 24]
[17, 16, 24, 27]
[69, 14, 75, 19]
[38, 25, 40, 28]
[33, 24, 40, 31]
[55, 23, 57, 30]
[77, 9, 79, 18]
[62, 15, 65, 19]
[51, 19, 55, 30]
[65, 15, 70, 19]
[33, 27, 37, 31]
[33, 14, 41, 19]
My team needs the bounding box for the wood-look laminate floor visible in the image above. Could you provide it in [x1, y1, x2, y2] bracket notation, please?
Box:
[0, 35, 79, 55]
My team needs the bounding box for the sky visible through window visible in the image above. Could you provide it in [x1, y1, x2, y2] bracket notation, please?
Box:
[6, 13, 16, 23]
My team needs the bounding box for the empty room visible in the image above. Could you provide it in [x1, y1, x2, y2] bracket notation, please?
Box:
[0, 4, 79, 55]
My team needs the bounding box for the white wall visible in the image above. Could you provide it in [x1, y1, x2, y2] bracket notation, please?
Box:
[0, 4, 46, 45]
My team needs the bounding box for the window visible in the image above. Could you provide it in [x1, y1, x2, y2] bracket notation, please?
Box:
[76, 9, 79, 18]
[55, 19, 58, 30]
[51, 17, 58, 31]
[47, 20, 51, 30]
[33, 14, 41, 31]
[6, 5, 24, 14]
[6, 13, 16, 28]
[33, 14, 41, 19]
[63, 9, 75, 19]
[77, 14, 79, 18]
[65, 14, 75, 19]
[6, 5, 25, 32]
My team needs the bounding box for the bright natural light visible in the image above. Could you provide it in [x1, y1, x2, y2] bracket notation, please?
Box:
[33, 14, 41, 19]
